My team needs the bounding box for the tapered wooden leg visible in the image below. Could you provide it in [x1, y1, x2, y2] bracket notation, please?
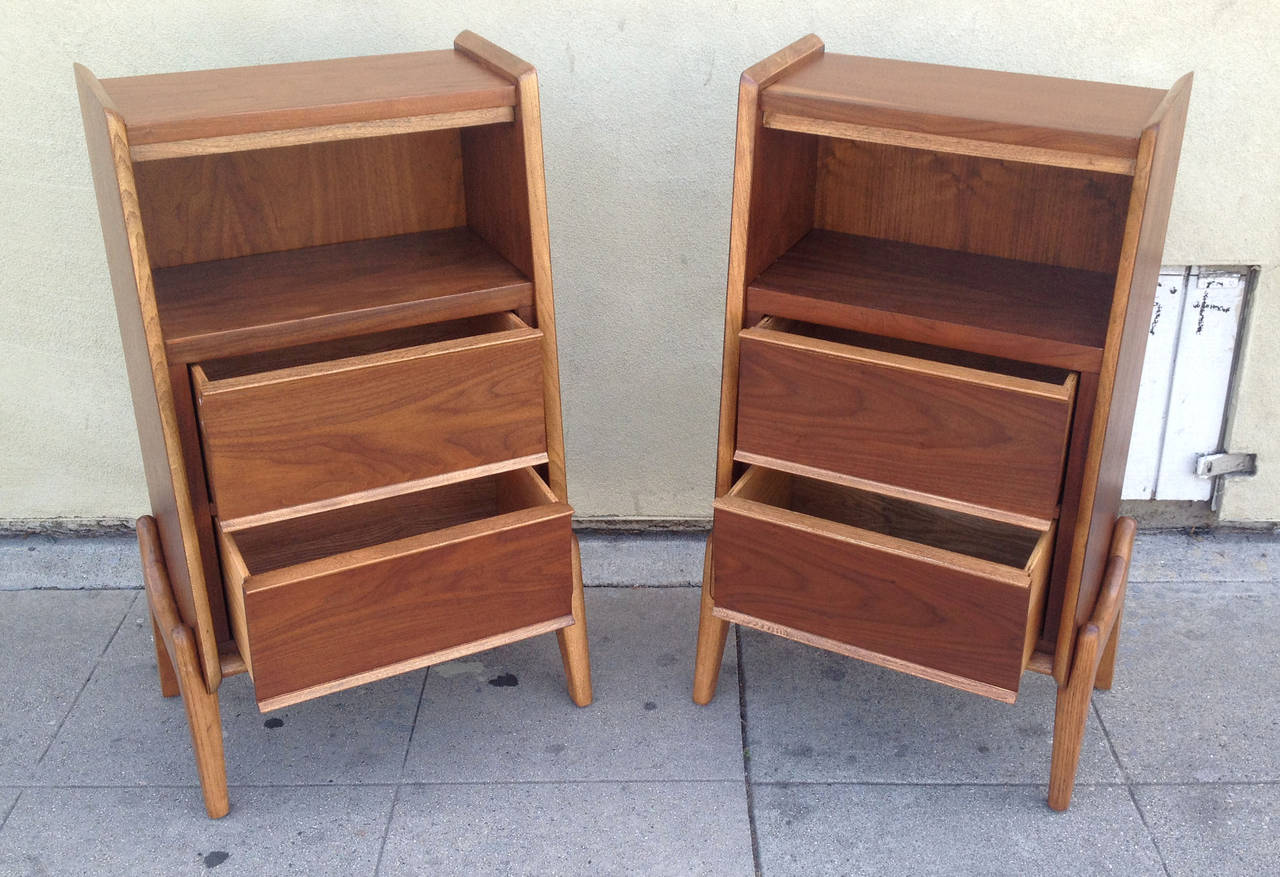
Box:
[150, 612, 180, 698]
[693, 538, 729, 705]
[556, 534, 593, 707]
[1094, 604, 1123, 691]
[1049, 626, 1101, 811]
[1048, 517, 1135, 811]
[137, 516, 230, 819]
[171, 624, 229, 818]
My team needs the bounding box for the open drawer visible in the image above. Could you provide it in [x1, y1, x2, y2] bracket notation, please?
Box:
[194, 312, 548, 525]
[712, 466, 1053, 701]
[218, 467, 573, 711]
[735, 317, 1076, 521]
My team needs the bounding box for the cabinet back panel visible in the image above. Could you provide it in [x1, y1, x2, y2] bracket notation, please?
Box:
[136, 129, 466, 268]
[814, 138, 1131, 274]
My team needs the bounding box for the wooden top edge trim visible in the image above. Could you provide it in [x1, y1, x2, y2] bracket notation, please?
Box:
[92, 50, 517, 146]
[197, 324, 541, 395]
[762, 111, 1137, 174]
[239, 502, 571, 594]
[129, 106, 515, 162]
[742, 34, 825, 88]
[218, 454, 553, 533]
[1145, 71, 1194, 130]
[73, 63, 120, 116]
[715, 493, 1032, 588]
[454, 30, 535, 82]
[730, 452, 1056, 531]
[712, 607, 1019, 703]
[740, 324, 1074, 401]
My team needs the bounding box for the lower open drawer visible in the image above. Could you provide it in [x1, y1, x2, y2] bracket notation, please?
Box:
[218, 467, 573, 710]
[712, 466, 1053, 702]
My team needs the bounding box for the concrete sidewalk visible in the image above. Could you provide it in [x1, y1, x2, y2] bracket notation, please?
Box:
[0, 530, 1275, 875]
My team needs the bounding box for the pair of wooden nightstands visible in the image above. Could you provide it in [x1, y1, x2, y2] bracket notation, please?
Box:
[78, 33, 1188, 817]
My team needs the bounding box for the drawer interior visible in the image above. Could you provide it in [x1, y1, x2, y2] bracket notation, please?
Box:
[226, 466, 558, 575]
[199, 311, 529, 381]
[729, 465, 1046, 572]
[755, 316, 1072, 387]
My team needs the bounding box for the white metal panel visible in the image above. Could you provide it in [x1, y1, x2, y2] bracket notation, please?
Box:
[1122, 272, 1187, 499]
[1154, 270, 1248, 500]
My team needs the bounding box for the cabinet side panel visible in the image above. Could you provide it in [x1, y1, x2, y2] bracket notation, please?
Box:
[135, 129, 466, 267]
[814, 138, 1131, 275]
[75, 67, 222, 686]
[1068, 83, 1192, 643]
[744, 128, 817, 283]
[461, 121, 534, 279]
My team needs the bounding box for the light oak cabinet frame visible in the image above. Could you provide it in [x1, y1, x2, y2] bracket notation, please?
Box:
[692, 35, 1189, 811]
[77, 32, 591, 818]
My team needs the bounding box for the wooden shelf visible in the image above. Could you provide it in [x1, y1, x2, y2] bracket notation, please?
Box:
[99, 50, 516, 156]
[154, 227, 533, 362]
[761, 53, 1164, 172]
[747, 230, 1112, 371]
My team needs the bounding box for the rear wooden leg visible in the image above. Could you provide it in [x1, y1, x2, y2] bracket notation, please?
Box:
[1094, 604, 1123, 691]
[693, 538, 729, 705]
[138, 515, 229, 819]
[150, 612, 180, 698]
[556, 534, 593, 707]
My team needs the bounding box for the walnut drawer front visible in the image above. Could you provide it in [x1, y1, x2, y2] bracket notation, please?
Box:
[193, 312, 547, 524]
[712, 466, 1053, 702]
[219, 467, 573, 711]
[734, 318, 1077, 521]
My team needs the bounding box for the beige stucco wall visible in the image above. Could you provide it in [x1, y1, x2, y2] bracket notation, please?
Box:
[2, 1, 1277, 523]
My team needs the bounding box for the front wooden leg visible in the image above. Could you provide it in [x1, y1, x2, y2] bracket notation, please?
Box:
[693, 538, 729, 705]
[556, 534, 593, 707]
[1048, 517, 1135, 811]
[138, 516, 230, 819]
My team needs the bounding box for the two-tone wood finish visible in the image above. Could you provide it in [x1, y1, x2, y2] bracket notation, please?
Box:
[78, 34, 591, 817]
[694, 36, 1189, 811]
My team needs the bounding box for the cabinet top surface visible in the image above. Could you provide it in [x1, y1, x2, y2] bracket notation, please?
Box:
[763, 53, 1168, 157]
[97, 49, 516, 146]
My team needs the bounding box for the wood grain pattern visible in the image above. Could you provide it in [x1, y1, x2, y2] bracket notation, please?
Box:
[748, 230, 1111, 371]
[764, 112, 1136, 174]
[735, 322, 1076, 519]
[101, 50, 515, 145]
[135, 129, 465, 268]
[1054, 76, 1192, 678]
[75, 65, 222, 688]
[131, 107, 514, 161]
[761, 53, 1164, 160]
[713, 467, 1051, 699]
[194, 319, 547, 523]
[221, 470, 573, 708]
[455, 30, 568, 501]
[814, 138, 1132, 274]
[154, 228, 532, 362]
[138, 516, 228, 818]
[715, 34, 826, 496]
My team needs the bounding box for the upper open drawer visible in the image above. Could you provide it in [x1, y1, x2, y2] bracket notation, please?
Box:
[735, 317, 1076, 522]
[194, 312, 547, 526]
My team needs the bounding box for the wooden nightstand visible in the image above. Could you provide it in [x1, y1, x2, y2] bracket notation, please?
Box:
[692, 35, 1189, 810]
[76, 32, 592, 818]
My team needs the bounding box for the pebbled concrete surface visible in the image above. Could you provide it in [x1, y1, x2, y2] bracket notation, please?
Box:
[0, 530, 1274, 873]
